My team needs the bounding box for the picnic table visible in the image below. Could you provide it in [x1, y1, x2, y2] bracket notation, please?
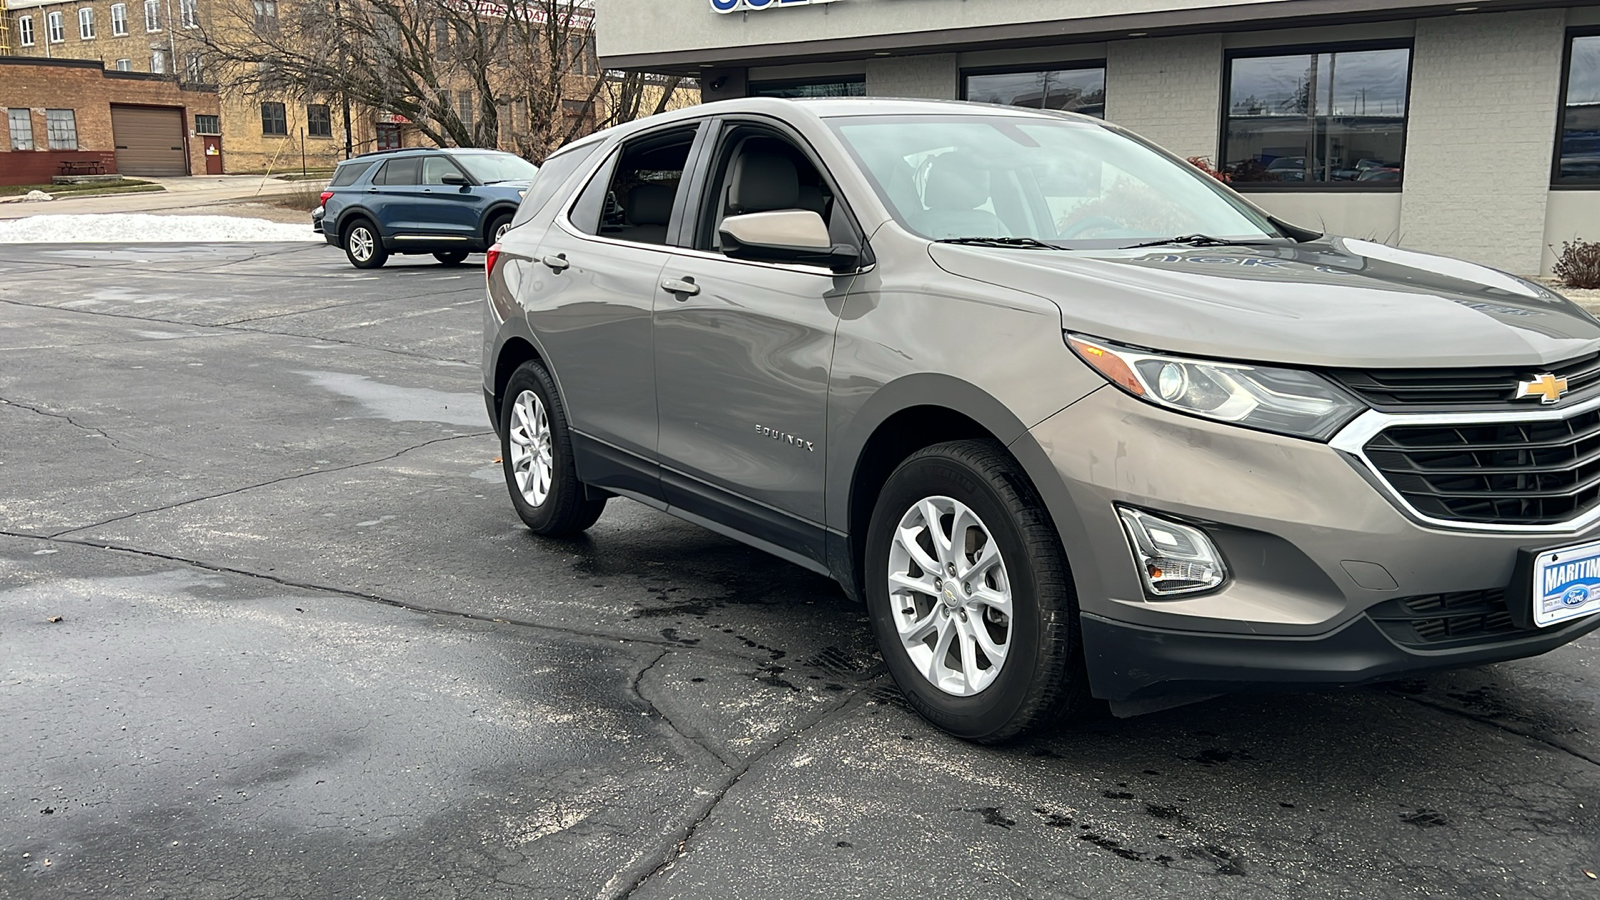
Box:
[58, 159, 107, 176]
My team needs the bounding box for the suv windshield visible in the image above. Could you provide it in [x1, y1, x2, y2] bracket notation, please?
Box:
[828, 114, 1281, 248]
[453, 152, 540, 184]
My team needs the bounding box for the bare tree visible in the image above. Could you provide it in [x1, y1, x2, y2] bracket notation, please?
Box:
[195, 0, 681, 159]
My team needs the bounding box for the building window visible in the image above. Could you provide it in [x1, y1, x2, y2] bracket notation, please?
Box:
[151, 48, 166, 73]
[78, 8, 94, 39]
[144, 0, 160, 32]
[963, 65, 1105, 117]
[46, 110, 78, 150]
[115, 58, 132, 71]
[180, 0, 197, 28]
[307, 104, 332, 137]
[1556, 32, 1600, 185]
[47, 11, 65, 43]
[185, 51, 204, 82]
[252, 0, 277, 32]
[195, 114, 220, 135]
[261, 101, 287, 135]
[111, 3, 127, 34]
[749, 78, 865, 99]
[1222, 45, 1411, 186]
[8, 109, 33, 151]
[18, 15, 34, 46]
[458, 91, 473, 130]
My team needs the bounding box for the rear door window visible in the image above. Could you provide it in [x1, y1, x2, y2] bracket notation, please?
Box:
[375, 157, 420, 186]
[569, 126, 699, 246]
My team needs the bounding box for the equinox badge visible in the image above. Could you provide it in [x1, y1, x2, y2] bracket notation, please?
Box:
[1515, 373, 1569, 404]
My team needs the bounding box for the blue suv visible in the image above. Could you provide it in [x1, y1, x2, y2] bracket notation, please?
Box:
[314, 148, 537, 269]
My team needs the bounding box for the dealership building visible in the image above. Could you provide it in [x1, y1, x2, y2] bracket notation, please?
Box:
[595, 0, 1600, 276]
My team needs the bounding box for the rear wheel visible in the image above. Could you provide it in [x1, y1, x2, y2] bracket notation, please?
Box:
[864, 440, 1089, 743]
[499, 360, 606, 535]
[487, 213, 514, 246]
[433, 250, 469, 265]
[343, 219, 387, 269]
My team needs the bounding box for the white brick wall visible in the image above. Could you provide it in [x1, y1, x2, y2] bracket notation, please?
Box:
[1104, 35, 1223, 162]
[866, 54, 958, 100]
[1400, 10, 1567, 274]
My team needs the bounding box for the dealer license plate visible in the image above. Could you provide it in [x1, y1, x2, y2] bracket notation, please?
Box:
[1532, 539, 1600, 627]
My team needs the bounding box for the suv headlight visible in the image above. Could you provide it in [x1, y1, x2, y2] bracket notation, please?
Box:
[1066, 334, 1364, 440]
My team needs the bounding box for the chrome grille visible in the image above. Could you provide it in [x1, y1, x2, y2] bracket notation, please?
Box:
[1332, 353, 1600, 409]
[1362, 407, 1600, 525]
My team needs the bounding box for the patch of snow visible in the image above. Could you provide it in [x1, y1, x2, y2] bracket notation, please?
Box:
[25, 190, 53, 202]
[0, 213, 319, 244]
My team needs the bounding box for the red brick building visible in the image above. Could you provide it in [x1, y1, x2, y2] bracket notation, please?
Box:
[0, 55, 220, 185]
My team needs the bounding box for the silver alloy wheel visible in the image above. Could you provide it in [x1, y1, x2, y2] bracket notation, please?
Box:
[349, 226, 374, 262]
[887, 495, 1013, 696]
[507, 389, 553, 507]
[494, 220, 512, 242]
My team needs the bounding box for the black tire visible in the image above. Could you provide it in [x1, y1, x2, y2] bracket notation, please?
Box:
[499, 360, 606, 536]
[433, 250, 469, 265]
[864, 439, 1089, 744]
[342, 218, 387, 269]
[486, 212, 514, 246]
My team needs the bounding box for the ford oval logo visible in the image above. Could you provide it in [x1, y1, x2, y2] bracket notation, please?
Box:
[1562, 585, 1590, 607]
[711, 0, 837, 13]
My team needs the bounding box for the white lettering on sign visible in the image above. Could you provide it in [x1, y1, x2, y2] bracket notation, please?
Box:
[711, 0, 838, 14]
[1544, 557, 1600, 594]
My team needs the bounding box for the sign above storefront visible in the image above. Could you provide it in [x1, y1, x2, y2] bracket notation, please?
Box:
[711, 0, 837, 14]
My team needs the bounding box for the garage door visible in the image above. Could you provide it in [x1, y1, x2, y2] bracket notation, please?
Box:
[110, 106, 187, 177]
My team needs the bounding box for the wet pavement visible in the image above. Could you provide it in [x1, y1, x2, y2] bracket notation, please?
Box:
[1, 241, 1598, 899]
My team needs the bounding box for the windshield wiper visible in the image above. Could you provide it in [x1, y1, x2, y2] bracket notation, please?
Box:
[1119, 234, 1280, 250]
[935, 236, 1060, 249]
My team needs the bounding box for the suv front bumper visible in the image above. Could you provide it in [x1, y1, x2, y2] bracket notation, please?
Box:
[1022, 387, 1600, 702]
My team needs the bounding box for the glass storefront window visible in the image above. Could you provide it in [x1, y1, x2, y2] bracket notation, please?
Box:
[749, 78, 865, 99]
[963, 66, 1105, 117]
[1223, 46, 1410, 186]
[1557, 33, 1600, 185]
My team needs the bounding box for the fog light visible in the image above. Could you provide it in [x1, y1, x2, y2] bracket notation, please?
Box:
[1117, 507, 1227, 596]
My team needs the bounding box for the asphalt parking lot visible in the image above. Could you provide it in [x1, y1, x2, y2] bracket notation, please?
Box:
[2, 240, 1598, 899]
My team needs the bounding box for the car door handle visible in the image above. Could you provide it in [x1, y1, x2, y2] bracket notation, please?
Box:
[541, 253, 569, 272]
[661, 277, 699, 297]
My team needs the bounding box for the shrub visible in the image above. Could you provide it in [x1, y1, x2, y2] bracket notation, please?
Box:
[1554, 239, 1600, 290]
[1186, 156, 1231, 182]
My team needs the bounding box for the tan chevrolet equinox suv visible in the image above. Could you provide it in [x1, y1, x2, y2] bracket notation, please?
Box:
[481, 98, 1600, 742]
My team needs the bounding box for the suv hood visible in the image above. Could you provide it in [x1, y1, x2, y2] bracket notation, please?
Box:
[928, 237, 1600, 368]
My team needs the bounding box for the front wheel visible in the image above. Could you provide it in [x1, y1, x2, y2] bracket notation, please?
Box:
[864, 440, 1089, 743]
[499, 360, 606, 535]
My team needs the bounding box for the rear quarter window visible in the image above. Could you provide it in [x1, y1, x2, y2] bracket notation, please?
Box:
[511, 143, 601, 228]
[330, 160, 374, 187]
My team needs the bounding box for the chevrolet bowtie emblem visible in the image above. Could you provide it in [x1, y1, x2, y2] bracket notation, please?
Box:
[1515, 373, 1569, 404]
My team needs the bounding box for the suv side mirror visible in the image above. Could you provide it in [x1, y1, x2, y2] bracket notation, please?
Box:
[719, 210, 860, 272]
[441, 173, 469, 186]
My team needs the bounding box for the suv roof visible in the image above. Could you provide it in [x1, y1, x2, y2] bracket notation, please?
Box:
[346, 146, 516, 161]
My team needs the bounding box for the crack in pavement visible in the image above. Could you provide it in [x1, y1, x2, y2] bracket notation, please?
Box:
[604, 692, 866, 900]
[632, 649, 740, 771]
[0, 395, 135, 452]
[0, 294, 473, 365]
[45, 431, 489, 538]
[211, 286, 481, 327]
[1396, 693, 1600, 768]
[0, 528, 828, 673]
[1397, 694, 1600, 773]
